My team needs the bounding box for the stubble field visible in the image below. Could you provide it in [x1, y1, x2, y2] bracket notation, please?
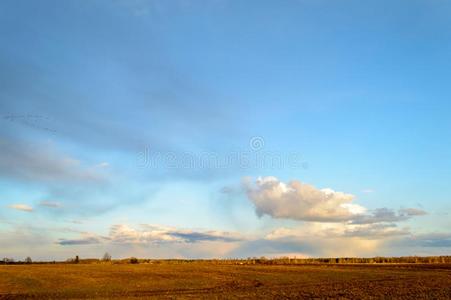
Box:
[1, 263, 451, 299]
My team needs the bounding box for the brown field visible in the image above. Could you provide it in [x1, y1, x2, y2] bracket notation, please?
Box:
[1, 263, 451, 299]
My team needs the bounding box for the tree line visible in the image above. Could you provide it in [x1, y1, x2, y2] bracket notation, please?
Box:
[2, 254, 451, 265]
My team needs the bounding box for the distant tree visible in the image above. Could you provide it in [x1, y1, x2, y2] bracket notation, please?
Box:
[2, 258, 14, 264]
[25, 257, 32, 264]
[75, 255, 79, 264]
[130, 257, 139, 264]
[102, 252, 112, 262]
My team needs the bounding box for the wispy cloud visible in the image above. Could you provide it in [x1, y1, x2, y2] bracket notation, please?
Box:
[343, 223, 410, 238]
[8, 204, 33, 212]
[0, 138, 108, 185]
[39, 201, 62, 208]
[95, 162, 110, 168]
[350, 207, 427, 224]
[403, 233, 451, 248]
[57, 237, 104, 246]
[265, 222, 410, 241]
[361, 189, 374, 194]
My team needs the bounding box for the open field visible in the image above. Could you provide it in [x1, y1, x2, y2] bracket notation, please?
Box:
[1, 263, 451, 299]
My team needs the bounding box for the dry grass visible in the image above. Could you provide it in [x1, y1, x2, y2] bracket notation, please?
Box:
[1, 263, 451, 299]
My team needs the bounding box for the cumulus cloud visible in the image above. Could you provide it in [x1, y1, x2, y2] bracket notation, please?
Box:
[58, 224, 243, 246]
[244, 177, 426, 224]
[244, 176, 365, 222]
[8, 204, 33, 212]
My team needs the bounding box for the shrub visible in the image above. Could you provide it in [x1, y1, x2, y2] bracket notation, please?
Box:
[130, 257, 139, 264]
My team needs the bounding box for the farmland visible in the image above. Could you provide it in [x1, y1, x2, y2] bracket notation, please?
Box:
[1, 262, 451, 299]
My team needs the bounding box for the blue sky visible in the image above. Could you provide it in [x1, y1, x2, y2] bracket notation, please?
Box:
[1, 0, 451, 260]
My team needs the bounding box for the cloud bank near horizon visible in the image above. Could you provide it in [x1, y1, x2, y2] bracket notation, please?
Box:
[57, 224, 243, 246]
[49, 221, 451, 260]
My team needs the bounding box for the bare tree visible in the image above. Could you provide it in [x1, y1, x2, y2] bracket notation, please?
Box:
[102, 252, 112, 262]
[2, 258, 14, 264]
[25, 257, 32, 264]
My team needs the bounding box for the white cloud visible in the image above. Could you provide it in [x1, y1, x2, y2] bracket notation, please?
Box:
[8, 204, 33, 212]
[244, 176, 365, 222]
[243, 177, 426, 224]
[109, 224, 181, 244]
[95, 162, 110, 168]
